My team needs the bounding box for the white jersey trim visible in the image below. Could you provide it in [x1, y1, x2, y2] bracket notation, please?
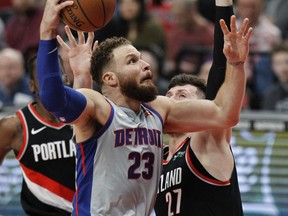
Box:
[22, 171, 73, 212]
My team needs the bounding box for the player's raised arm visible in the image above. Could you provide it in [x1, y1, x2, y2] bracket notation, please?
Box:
[206, 0, 234, 100]
[162, 15, 252, 133]
[37, 0, 87, 123]
[36, 0, 112, 146]
[213, 15, 252, 124]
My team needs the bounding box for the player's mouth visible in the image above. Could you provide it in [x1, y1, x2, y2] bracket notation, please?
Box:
[141, 75, 153, 83]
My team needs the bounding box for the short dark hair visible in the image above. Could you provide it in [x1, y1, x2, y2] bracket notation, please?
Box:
[168, 73, 206, 98]
[26, 55, 67, 81]
[90, 37, 131, 87]
[26, 55, 37, 80]
[271, 41, 288, 56]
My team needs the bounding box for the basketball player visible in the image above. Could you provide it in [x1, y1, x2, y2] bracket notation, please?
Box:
[36, 0, 252, 215]
[0, 56, 75, 216]
[0, 28, 96, 215]
[154, 0, 244, 215]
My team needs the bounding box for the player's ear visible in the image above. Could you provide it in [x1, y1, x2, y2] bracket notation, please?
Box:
[102, 71, 117, 87]
[29, 79, 36, 94]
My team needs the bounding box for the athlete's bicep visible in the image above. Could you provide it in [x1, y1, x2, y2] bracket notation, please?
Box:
[0, 115, 20, 164]
[164, 99, 225, 133]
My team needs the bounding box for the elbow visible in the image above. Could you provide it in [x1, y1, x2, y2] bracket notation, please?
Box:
[223, 115, 240, 128]
[40, 92, 66, 113]
[230, 116, 240, 127]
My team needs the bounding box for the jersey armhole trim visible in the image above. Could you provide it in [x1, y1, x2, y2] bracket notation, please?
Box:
[15, 110, 28, 160]
[185, 145, 231, 186]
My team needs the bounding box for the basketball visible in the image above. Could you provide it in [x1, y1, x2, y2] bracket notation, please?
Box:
[61, 0, 116, 32]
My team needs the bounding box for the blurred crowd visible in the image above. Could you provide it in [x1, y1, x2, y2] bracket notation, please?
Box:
[1, 0, 288, 112]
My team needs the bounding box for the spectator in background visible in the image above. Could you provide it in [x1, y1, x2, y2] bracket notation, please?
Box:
[262, 41, 288, 112]
[235, 0, 282, 109]
[164, 0, 214, 78]
[265, 0, 288, 40]
[198, 0, 215, 23]
[235, 0, 281, 52]
[197, 59, 212, 84]
[4, 0, 44, 61]
[147, 0, 174, 32]
[138, 45, 169, 95]
[95, 0, 167, 56]
[0, 17, 5, 49]
[0, 48, 33, 107]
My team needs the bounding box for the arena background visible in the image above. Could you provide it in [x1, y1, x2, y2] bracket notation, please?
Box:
[0, 110, 288, 216]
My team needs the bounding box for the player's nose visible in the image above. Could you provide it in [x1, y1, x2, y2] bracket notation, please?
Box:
[141, 59, 151, 71]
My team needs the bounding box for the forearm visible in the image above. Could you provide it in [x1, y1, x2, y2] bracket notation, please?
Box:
[73, 73, 93, 89]
[214, 63, 246, 126]
[40, 22, 57, 40]
[37, 39, 87, 123]
[37, 39, 68, 112]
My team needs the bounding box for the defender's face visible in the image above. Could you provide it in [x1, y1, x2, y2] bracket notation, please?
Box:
[112, 45, 157, 102]
[166, 85, 199, 101]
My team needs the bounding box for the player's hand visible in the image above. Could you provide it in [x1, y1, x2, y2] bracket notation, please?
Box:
[41, 0, 74, 38]
[220, 15, 253, 63]
[57, 26, 98, 88]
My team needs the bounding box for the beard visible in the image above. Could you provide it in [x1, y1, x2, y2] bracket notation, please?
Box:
[119, 75, 158, 102]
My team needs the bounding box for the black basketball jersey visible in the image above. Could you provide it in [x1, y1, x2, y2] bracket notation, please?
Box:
[154, 137, 243, 216]
[15, 102, 76, 215]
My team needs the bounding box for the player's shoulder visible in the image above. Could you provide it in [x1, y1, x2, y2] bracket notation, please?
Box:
[74, 88, 111, 128]
[0, 113, 21, 143]
[147, 95, 173, 121]
[149, 95, 172, 107]
[0, 113, 20, 128]
[78, 88, 109, 107]
[78, 88, 101, 97]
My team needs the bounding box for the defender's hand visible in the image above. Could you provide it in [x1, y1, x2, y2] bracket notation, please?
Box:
[220, 15, 253, 64]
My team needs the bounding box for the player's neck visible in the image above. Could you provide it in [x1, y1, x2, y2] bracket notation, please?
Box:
[34, 102, 59, 123]
[110, 96, 142, 113]
[168, 133, 190, 158]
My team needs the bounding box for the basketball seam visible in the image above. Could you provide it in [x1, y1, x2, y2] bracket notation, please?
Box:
[62, 13, 80, 30]
[100, 0, 107, 26]
[76, 0, 105, 29]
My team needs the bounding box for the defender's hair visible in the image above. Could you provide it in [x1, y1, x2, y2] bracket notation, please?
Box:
[168, 73, 206, 98]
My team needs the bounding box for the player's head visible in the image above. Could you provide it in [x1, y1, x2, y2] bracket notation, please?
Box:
[91, 36, 157, 102]
[27, 55, 71, 96]
[166, 73, 206, 101]
[271, 41, 288, 84]
[118, 0, 147, 21]
[0, 48, 25, 88]
[171, 0, 199, 28]
[236, 0, 264, 26]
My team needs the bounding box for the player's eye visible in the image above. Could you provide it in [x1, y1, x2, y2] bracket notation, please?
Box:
[179, 94, 186, 98]
[129, 58, 137, 64]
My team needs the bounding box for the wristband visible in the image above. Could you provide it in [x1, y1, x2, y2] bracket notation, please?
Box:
[227, 61, 245, 66]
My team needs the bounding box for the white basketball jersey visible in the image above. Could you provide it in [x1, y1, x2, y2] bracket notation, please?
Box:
[73, 100, 163, 216]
